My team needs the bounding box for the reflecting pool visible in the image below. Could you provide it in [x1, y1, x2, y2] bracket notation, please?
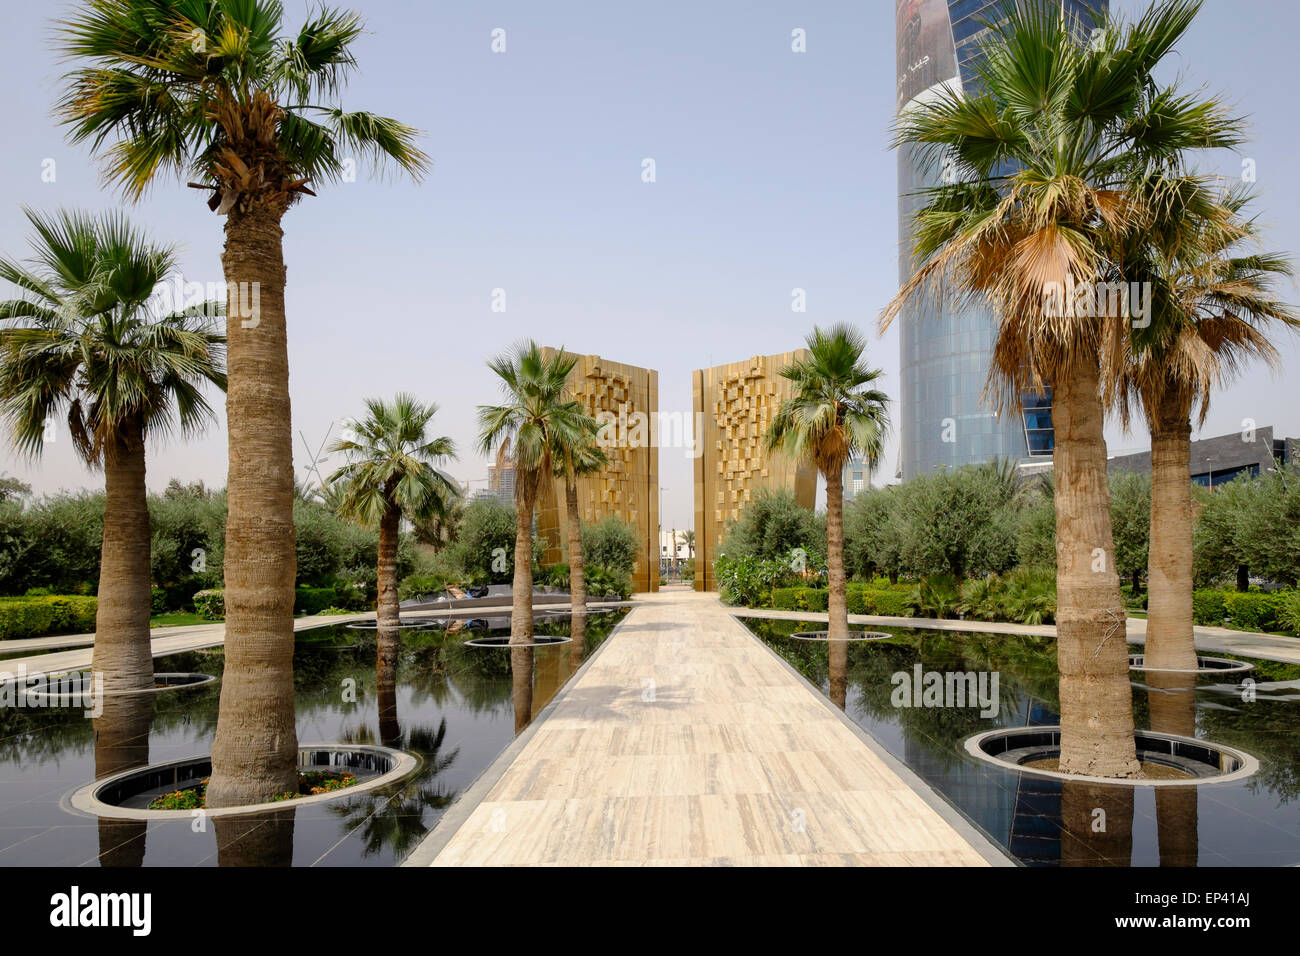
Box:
[0, 608, 628, 866]
[741, 618, 1300, 867]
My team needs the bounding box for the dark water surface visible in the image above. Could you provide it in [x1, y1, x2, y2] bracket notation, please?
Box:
[0, 609, 628, 866]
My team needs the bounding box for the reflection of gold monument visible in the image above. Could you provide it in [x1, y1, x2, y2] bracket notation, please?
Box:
[537, 350, 659, 593]
[693, 351, 817, 591]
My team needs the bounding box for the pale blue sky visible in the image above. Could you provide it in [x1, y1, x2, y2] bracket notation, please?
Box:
[1, 0, 1296, 530]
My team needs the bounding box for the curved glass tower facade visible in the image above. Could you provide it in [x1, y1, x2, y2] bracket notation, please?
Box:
[895, 0, 1106, 479]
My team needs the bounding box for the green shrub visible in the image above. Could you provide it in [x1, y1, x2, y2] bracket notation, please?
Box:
[294, 586, 337, 616]
[193, 589, 225, 620]
[799, 589, 829, 612]
[872, 590, 911, 617]
[399, 573, 449, 600]
[771, 588, 802, 610]
[908, 574, 962, 619]
[1191, 589, 1228, 625]
[1223, 590, 1287, 631]
[151, 588, 167, 614]
[0, 595, 98, 640]
[1277, 591, 1300, 635]
[585, 565, 631, 600]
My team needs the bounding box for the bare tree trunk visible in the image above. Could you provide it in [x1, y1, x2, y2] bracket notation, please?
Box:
[377, 491, 402, 630]
[1145, 388, 1197, 670]
[207, 207, 299, 807]
[510, 470, 539, 644]
[1053, 365, 1140, 778]
[825, 465, 849, 640]
[93, 416, 153, 693]
[565, 473, 586, 614]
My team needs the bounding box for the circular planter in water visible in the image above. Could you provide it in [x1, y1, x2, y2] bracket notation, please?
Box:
[462, 635, 573, 649]
[964, 726, 1258, 787]
[1128, 654, 1254, 675]
[786, 630, 893, 642]
[68, 744, 417, 819]
[22, 672, 216, 706]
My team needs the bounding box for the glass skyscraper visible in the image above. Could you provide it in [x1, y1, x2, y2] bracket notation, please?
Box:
[894, 0, 1106, 479]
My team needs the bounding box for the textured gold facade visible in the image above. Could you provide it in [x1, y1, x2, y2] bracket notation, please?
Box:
[537, 351, 659, 593]
[693, 351, 816, 591]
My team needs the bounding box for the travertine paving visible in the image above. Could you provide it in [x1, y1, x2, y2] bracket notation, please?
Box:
[421, 589, 997, 866]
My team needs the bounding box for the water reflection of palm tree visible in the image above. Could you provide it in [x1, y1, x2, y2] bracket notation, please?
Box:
[94, 693, 153, 867]
[511, 646, 535, 735]
[829, 640, 848, 711]
[328, 720, 460, 860]
[215, 809, 295, 867]
[1147, 670, 1199, 867]
[1059, 782, 1134, 867]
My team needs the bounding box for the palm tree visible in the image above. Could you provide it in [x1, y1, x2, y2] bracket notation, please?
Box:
[328, 395, 458, 639]
[0, 207, 225, 694]
[55, 1, 429, 806]
[1120, 185, 1297, 669]
[478, 342, 588, 644]
[552, 415, 608, 616]
[678, 529, 695, 559]
[766, 325, 889, 642]
[880, 0, 1242, 776]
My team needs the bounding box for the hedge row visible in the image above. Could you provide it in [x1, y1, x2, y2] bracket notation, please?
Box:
[0, 595, 98, 641]
[768, 586, 911, 617]
[1192, 589, 1293, 632]
[193, 586, 366, 621]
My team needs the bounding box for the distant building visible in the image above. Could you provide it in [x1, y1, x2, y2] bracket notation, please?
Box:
[1108, 426, 1298, 487]
[842, 457, 869, 502]
[659, 530, 691, 569]
[487, 439, 516, 504]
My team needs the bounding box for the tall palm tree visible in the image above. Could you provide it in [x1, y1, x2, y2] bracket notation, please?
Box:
[1120, 186, 1297, 669]
[478, 342, 588, 645]
[552, 415, 608, 616]
[0, 207, 225, 694]
[55, 1, 429, 805]
[766, 325, 889, 642]
[881, 0, 1242, 776]
[328, 394, 458, 639]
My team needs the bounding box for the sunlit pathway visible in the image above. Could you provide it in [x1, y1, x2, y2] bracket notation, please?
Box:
[410, 589, 1005, 867]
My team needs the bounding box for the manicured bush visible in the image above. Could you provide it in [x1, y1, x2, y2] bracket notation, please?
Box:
[871, 590, 912, 617]
[193, 589, 225, 620]
[0, 595, 98, 640]
[1222, 590, 1288, 632]
[1191, 589, 1228, 625]
[799, 589, 829, 612]
[772, 588, 803, 611]
[151, 588, 167, 614]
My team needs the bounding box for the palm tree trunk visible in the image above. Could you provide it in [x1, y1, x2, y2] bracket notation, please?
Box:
[510, 470, 539, 644]
[207, 208, 299, 807]
[565, 475, 586, 614]
[1145, 387, 1197, 670]
[93, 416, 153, 694]
[825, 465, 849, 641]
[377, 492, 402, 630]
[1053, 364, 1140, 778]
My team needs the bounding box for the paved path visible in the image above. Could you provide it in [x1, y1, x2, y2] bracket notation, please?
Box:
[736, 608, 1300, 666]
[411, 590, 1003, 867]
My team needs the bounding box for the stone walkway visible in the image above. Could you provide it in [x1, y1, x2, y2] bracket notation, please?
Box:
[408, 590, 1004, 867]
